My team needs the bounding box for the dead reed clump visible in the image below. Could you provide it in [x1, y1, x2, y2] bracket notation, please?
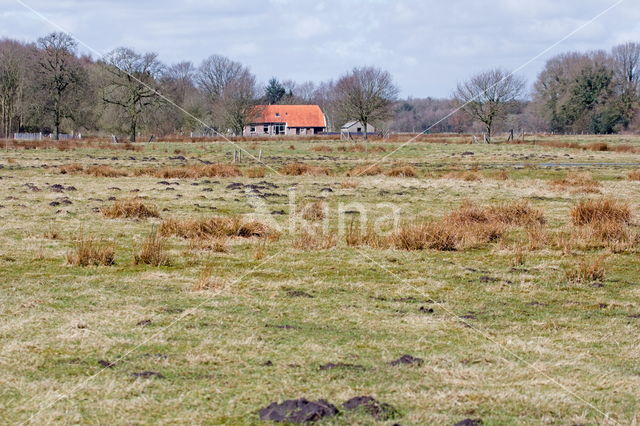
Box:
[300, 201, 326, 221]
[565, 255, 607, 283]
[346, 163, 384, 177]
[312, 144, 334, 153]
[85, 165, 130, 178]
[101, 198, 160, 219]
[550, 172, 601, 194]
[627, 170, 640, 181]
[66, 237, 115, 267]
[292, 228, 337, 251]
[245, 167, 266, 178]
[192, 265, 225, 291]
[385, 163, 418, 178]
[280, 162, 330, 176]
[134, 230, 171, 266]
[570, 198, 632, 226]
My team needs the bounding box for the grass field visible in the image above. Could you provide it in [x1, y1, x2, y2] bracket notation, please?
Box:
[1, 134, 640, 425]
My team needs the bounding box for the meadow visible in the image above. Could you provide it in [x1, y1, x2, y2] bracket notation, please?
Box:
[1, 134, 640, 425]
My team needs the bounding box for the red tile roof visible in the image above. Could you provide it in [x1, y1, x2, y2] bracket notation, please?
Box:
[251, 105, 326, 128]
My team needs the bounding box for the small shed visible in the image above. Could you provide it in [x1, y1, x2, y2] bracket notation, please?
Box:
[340, 121, 375, 137]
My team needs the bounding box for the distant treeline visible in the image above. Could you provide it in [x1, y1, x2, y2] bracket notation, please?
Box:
[0, 33, 638, 141]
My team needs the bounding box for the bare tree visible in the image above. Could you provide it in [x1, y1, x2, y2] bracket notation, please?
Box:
[37, 32, 85, 140]
[0, 41, 23, 138]
[196, 55, 243, 103]
[213, 69, 259, 136]
[454, 68, 525, 142]
[335, 66, 399, 140]
[101, 47, 164, 142]
[612, 43, 640, 127]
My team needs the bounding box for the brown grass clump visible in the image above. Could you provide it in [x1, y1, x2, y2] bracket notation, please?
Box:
[152, 164, 243, 179]
[59, 163, 84, 174]
[385, 164, 418, 178]
[312, 144, 334, 153]
[86, 165, 129, 178]
[340, 180, 360, 189]
[292, 228, 337, 251]
[448, 200, 545, 227]
[565, 255, 607, 283]
[443, 171, 482, 181]
[192, 265, 225, 291]
[391, 222, 459, 251]
[101, 199, 160, 219]
[346, 223, 390, 249]
[486, 170, 510, 180]
[245, 167, 266, 178]
[134, 230, 171, 266]
[160, 216, 278, 240]
[550, 172, 600, 194]
[627, 170, 640, 181]
[300, 201, 326, 221]
[570, 198, 631, 226]
[67, 237, 115, 266]
[337, 144, 366, 152]
[346, 163, 383, 177]
[280, 162, 330, 176]
[189, 237, 229, 252]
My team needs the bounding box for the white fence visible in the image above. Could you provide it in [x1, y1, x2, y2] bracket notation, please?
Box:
[13, 132, 82, 141]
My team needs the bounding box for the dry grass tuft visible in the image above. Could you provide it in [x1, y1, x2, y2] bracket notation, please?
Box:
[292, 228, 337, 251]
[550, 172, 600, 194]
[448, 200, 545, 227]
[346, 223, 390, 249]
[346, 163, 383, 177]
[340, 180, 360, 189]
[570, 198, 631, 226]
[134, 230, 171, 266]
[280, 162, 330, 176]
[160, 216, 278, 240]
[385, 163, 418, 178]
[245, 167, 266, 178]
[67, 237, 115, 266]
[101, 199, 160, 219]
[192, 265, 225, 291]
[59, 163, 84, 174]
[627, 170, 640, 181]
[190, 237, 229, 252]
[443, 170, 482, 181]
[301, 201, 326, 221]
[86, 165, 129, 178]
[565, 255, 607, 283]
[312, 144, 334, 153]
[149, 164, 243, 179]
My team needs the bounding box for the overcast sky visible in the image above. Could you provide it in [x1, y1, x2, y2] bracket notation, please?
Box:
[1, 0, 639, 97]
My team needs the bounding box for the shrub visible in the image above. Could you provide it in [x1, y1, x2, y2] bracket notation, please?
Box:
[134, 230, 171, 266]
[67, 237, 115, 266]
[101, 199, 160, 219]
[571, 198, 631, 226]
[280, 162, 330, 176]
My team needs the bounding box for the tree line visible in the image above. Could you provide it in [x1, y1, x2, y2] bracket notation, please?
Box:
[0, 32, 638, 141]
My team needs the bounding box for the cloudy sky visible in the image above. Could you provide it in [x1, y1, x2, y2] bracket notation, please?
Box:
[1, 0, 639, 97]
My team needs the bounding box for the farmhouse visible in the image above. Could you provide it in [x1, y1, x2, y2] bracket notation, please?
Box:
[244, 105, 327, 136]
